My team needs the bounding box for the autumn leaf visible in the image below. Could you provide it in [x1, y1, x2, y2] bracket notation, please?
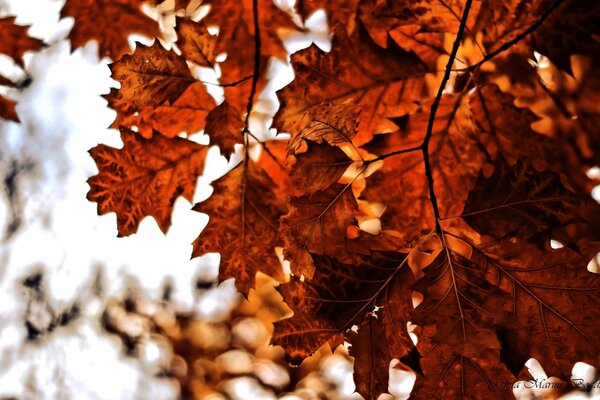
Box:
[0, 17, 43, 122]
[273, 252, 414, 371]
[274, 30, 428, 146]
[469, 241, 600, 379]
[461, 158, 598, 249]
[192, 161, 286, 296]
[348, 291, 420, 399]
[286, 103, 360, 156]
[105, 42, 195, 114]
[112, 82, 215, 138]
[280, 183, 360, 278]
[529, 0, 600, 74]
[175, 18, 217, 68]
[87, 126, 206, 236]
[0, 95, 19, 122]
[203, 101, 244, 158]
[61, 0, 160, 59]
[0, 17, 44, 67]
[289, 141, 353, 196]
[201, 0, 301, 61]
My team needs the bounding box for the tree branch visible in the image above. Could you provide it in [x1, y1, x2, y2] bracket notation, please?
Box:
[422, 0, 473, 235]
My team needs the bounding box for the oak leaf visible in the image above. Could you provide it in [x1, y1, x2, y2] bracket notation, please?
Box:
[61, 0, 160, 59]
[111, 82, 215, 138]
[273, 252, 414, 371]
[462, 158, 597, 249]
[87, 126, 206, 236]
[203, 101, 244, 158]
[529, 0, 600, 73]
[274, 31, 428, 146]
[192, 161, 286, 296]
[0, 17, 44, 67]
[201, 0, 301, 61]
[280, 183, 359, 278]
[286, 103, 360, 156]
[105, 42, 195, 115]
[0, 95, 19, 122]
[175, 18, 217, 68]
[289, 141, 353, 196]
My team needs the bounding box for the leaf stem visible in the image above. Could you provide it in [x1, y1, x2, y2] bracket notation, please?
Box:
[422, 0, 473, 235]
[365, 145, 422, 165]
[242, 0, 261, 137]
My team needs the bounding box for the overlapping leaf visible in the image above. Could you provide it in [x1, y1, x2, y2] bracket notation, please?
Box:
[105, 42, 196, 117]
[112, 82, 215, 138]
[192, 161, 287, 296]
[87, 126, 206, 236]
[273, 252, 414, 372]
[61, 0, 159, 59]
[274, 30, 428, 145]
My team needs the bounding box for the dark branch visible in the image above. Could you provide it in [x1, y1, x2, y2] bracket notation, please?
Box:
[421, 0, 473, 235]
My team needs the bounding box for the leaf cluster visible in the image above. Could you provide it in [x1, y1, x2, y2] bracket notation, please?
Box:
[32, 0, 600, 398]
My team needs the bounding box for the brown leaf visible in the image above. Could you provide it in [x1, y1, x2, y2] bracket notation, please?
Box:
[529, 0, 600, 73]
[410, 330, 515, 400]
[0, 95, 19, 122]
[204, 101, 244, 157]
[0, 17, 44, 67]
[470, 241, 600, 379]
[470, 85, 552, 167]
[273, 252, 414, 370]
[202, 0, 301, 61]
[286, 103, 361, 156]
[61, 0, 159, 59]
[348, 281, 419, 399]
[411, 247, 512, 354]
[87, 126, 206, 236]
[175, 18, 217, 68]
[192, 161, 286, 296]
[280, 183, 359, 278]
[274, 31, 428, 146]
[112, 82, 215, 138]
[289, 141, 353, 196]
[462, 158, 598, 249]
[105, 42, 196, 123]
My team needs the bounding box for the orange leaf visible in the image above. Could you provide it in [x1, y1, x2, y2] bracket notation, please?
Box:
[87, 126, 206, 236]
[274, 31, 428, 146]
[192, 161, 286, 296]
[175, 18, 217, 68]
[204, 101, 244, 157]
[0, 17, 44, 67]
[61, 0, 159, 59]
[0, 95, 19, 122]
[105, 42, 196, 126]
[112, 82, 215, 139]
